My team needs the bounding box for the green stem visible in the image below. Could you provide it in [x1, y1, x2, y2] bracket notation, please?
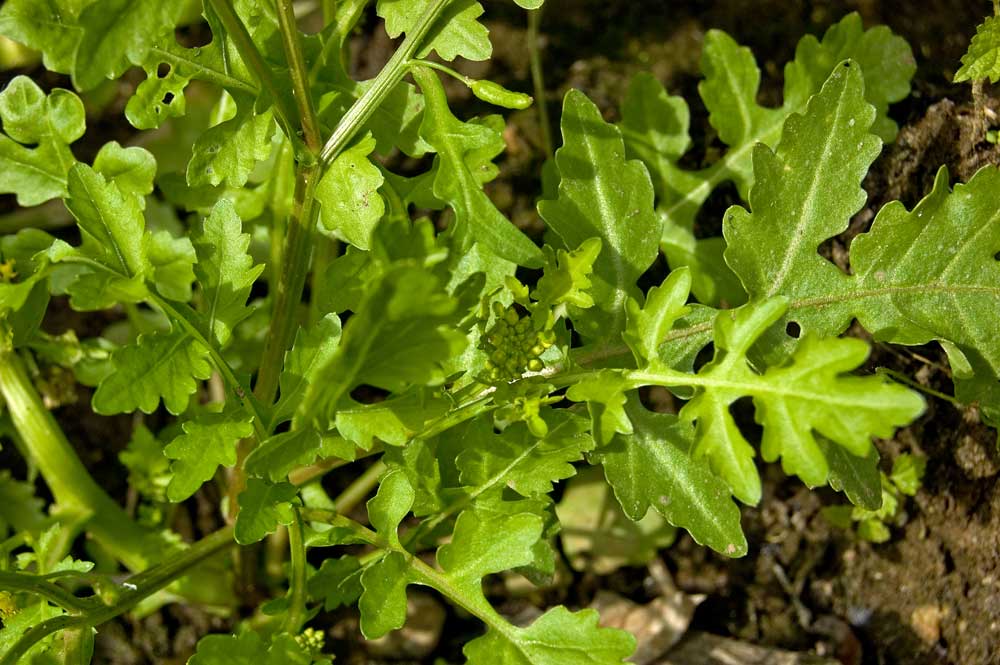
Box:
[0, 526, 235, 665]
[409, 58, 472, 85]
[276, 0, 323, 154]
[0, 571, 93, 614]
[333, 460, 386, 514]
[233, 165, 319, 521]
[299, 510, 516, 641]
[0, 344, 155, 572]
[527, 7, 553, 159]
[283, 508, 307, 633]
[253, 164, 320, 408]
[308, 236, 338, 325]
[254, 0, 456, 417]
[204, 0, 300, 146]
[318, 0, 455, 166]
[877, 368, 960, 405]
[298, 508, 379, 546]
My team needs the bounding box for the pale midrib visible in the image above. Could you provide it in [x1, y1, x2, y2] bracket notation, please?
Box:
[576, 111, 628, 336]
[791, 282, 1000, 310]
[721, 64, 753, 143]
[767, 85, 850, 295]
[0, 148, 64, 183]
[636, 427, 729, 545]
[201, 245, 234, 342]
[631, 370, 903, 409]
[574, 280, 1000, 369]
[77, 174, 132, 277]
[135, 332, 194, 390]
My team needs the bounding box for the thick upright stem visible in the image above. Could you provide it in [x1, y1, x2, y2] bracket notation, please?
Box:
[229, 166, 319, 518]
[253, 0, 456, 409]
[283, 508, 307, 633]
[0, 346, 154, 572]
[276, 0, 323, 153]
[253, 165, 319, 407]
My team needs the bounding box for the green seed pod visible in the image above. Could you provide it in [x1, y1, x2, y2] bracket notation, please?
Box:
[470, 80, 534, 110]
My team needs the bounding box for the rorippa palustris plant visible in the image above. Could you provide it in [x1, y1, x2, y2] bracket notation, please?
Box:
[0, 0, 998, 662]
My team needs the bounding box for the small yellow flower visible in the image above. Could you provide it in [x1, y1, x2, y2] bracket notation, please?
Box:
[0, 259, 17, 284]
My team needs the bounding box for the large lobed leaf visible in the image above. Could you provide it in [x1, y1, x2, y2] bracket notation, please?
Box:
[721, 53, 1000, 423]
[538, 90, 661, 346]
[595, 399, 746, 557]
[0, 77, 84, 206]
[672, 298, 923, 505]
[0, 0, 184, 91]
[619, 13, 914, 304]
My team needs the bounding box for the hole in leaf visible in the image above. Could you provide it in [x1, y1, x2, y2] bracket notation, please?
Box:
[994, 250, 1000, 261]
[728, 396, 762, 444]
[350, 385, 390, 405]
[637, 252, 671, 295]
[162, 92, 175, 105]
[174, 24, 212, 48]
[157, 62, 171, 78]
[786, 321, 801, 338]
[694, 181, 739, 240]
[692, 342, 715, 372]
[639, 385, 678, 414]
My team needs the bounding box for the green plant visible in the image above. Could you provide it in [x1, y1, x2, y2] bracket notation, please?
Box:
[955, 0, 1000, 143]
[956, 0, 1000, 84]
[823, 453, 926, 543]
[0, 2, 996, 663]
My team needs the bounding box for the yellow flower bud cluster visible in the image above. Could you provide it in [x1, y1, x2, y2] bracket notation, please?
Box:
[295, 627, 325, 654]
[481, 303, 555, 383]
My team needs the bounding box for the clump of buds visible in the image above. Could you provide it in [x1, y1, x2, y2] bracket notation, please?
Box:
[295, 627, 325, 655]
[481, 303, 555, 384]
